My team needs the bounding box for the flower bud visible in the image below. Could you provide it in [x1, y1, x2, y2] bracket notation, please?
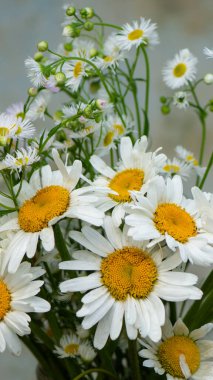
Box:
[160, 96, 167, 104]
[90, 48, 98, 58]
[0, 137, 8, 146]
[83, 21, 94, 31]
[28, 87, 38, 97]
[64, 42, 73, 52]
[63, 25, 76, 38]
[66, 6, 76, 16]
[204, 73, 213, 84]
[83, 105, 93, 117]
[55, 72, 66, 85]
[161, 105, 170, 115]
[80, 7, 94, 19]
[37, 40, 48, 52]
[53, 110, 63, 122]
[34, 52, 43, 62]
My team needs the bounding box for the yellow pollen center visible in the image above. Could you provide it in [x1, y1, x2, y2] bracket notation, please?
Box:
[128, 29, 144, 41]
[154, 203, 197, 243]
[113, 123, 125, 135]
[64, 343, 79, 355]
[73, 62, 83, 78]
[0, 127, 9, 137]
[103, 131, 115, 146]
[101, 247, 157, 301]
[15, 126, 22, 135]
[186, 155, 198, 166]
[163, 164, 180, 173]
[0, 279, 11, 320]
[173, 63, 187, 77]
[158, 336, 200, 378]
[104, 55, 113, 62]
[18, 185, 70, 233]
[108, 169, 144, 203]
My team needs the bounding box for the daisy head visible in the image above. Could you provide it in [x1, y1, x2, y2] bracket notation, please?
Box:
[25, 57, 47, 87]
[139, 318, 213, 380]
[115, 18, 159, 51]
[91, 136, 166, 226]
[0, 113, 35, 145]
[161, 158, 192, 181]
[6, 102, 25, 121]
[0, 149, 104, 273]
[59, 217, 202, 350]
[163, 49, 197, 89]
[1, 147, 40, 172]
[27, 91, 50, 121]
[173, 91, 189, 109]
[126, 175, 213, 266]
[54, 332, 96, 362]
[0, 256, 50, 355]
[175, 146, 206, 177]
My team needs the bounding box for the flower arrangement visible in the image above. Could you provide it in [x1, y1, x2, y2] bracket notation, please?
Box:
[0, 4, 213, 380]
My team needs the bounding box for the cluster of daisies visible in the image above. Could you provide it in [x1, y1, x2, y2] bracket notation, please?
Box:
[0, 4, 213, 380]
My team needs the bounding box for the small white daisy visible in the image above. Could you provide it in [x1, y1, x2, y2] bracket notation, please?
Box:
[1, 147, 40, 171]
[203, 47, 213, 59]
[59, 217, 202, 349]
[0, 113, 35, 145]
[139, 318, 213, 380]
[163, 49, 197, 89]
[161, 158, 192, 181]
[173, 91, 189, 109]
[0, 256, 50, 355]
[25, 57, 47, 87]
[6, 102, 25, 120]
[95, 35, 124, 70]
[192, 187, 213, 237]
[0, 149, 104, 273]
[54, 333, 96, 362]
[175, 146, 206, 177]
[115, 18, 159, 51]
[91, 136, 166, 226]
[27, 91, 50, 121]
[126, 175, 213, 266]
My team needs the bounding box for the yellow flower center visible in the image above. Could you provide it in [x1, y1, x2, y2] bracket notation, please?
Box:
[0, 279, 11, 320]
[113, 123, 125, 135]
[15, 157, 29, 166]
[163, 164, 180, 173]
[103, 131, 115, 147]
[154, 203, 197, 243]
[158, 336, 200, 378]
[108, 169, 144, 203]
[15, 126, 23, 135]
[64, 343, 79, 355]
[104, 55, 113, 62]
[128, 29, 144, 41]
[173, 63, 187, 78]
[101, 247, 157, 301]
[18, 185, 70, 232]
[0, 127, 10, 137]
[186, 155, 198, 166]
[73, 62, 83, 78]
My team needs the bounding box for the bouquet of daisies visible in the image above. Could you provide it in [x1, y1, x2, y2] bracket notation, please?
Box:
[0, 4, 212, 380]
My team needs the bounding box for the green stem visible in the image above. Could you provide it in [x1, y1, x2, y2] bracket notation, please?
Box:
[72, 368, 118, 380]
[141, 46, 150, 137]
[93, 22, 122, 30]
[199, 151, 213, 189]
[128, 339, 141, 380]
[54, 223, 70, 261]
[170, 302, 177, 324]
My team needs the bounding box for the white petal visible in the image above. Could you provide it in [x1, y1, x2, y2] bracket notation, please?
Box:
[40, 227, 55, 251]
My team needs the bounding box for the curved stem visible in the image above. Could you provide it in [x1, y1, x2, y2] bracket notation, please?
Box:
[72, 367, 118, 380]
[93, 22, 122, 30]
[141, 46, 150, 136]
[199, 151, 213, 189]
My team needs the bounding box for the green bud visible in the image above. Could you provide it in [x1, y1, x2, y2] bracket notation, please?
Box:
[90, 48, 98, 58]
[66, 6, 76, 16]
[160, 96, 167, 104]
[28, 87, 38, 97]
[64, 42, 73, 52]
[83, 21, 94, 31]
[0, 137, 8, 146]
[90, 80, 101, 93]
[94, 113, 102, 123]
[161, 105, 170, 115]
[37, 40, 48, 52]
[34, 52, 43, 62]
[53, 110, 63, 122]
[63, 25, 76, 38]
[80, 7, 94, 19]
[55, 72, 66, 85]
[57, 130, 67, 142]
[209, 105, 213, 112]
[83, 105, 93, 117]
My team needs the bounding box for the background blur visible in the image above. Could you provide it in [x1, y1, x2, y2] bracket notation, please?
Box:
[0, 1, 212, 379]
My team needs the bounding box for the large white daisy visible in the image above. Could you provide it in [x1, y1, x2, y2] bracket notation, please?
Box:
[139, 318, 213, 380]
[0, 256, 50, 355]
[115, 18, 159, 51]
[163, 49, 197, 89]
[0, 149, 104, 273]
[90, 136, 166, 226]
[126, 175, 213, 266]
[59, 217, 202, 350]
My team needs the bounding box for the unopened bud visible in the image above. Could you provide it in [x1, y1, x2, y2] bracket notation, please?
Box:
[55, 72, 66, 85]
[83, 21, 94, 31]
[66, 6, 76, 16]
[28, 87, 38, 97]
[80, 7, 94, 19]
[63, 25, 76, 38]
[90, 48, 98, 58]
[34, 52, 43, 62]
[161, 105, 170, 115]
[37, 40, 48, 52]
[204, 73, 213, 85]
[160, 96, 167, 104]
[64, 42, 73, 52]
[83, 105, 93, 117]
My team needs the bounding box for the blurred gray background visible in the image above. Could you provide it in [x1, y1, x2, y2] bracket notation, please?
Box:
[0, 0, 212, 379]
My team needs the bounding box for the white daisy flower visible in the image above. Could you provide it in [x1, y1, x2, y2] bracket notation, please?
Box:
[0, 256, 50, 355]
[59, 217, 202, 350]
[161, 158, 192, 181]
[175, 146, 206, 177]
[54, 333, 96, 362]
[94, 35, 124, 70]
[64, 46, 89, 92]
[115, 18, 159, 51]
[163, 49, 197, 89]
[73, 39, 95, 59]
[126, 175, 213, 266]
[5, 102, 25, 120]
[139, 318, 213, 380]
[192, 187, 213, 236]
[91, 136, 166, 226]
[173, 91, 189, 109]
[0, 113, 35, 145]
[0, 149, 104, 273]
[203, 47, 213, 59]
[27, 91, 50, 121]
[1, 147, 40, 171]
[25, 57, 47, 87]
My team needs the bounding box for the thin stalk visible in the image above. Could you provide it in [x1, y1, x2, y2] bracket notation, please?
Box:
[199, 151, 213, 189]
[54, 223, 70, 261]
[72, 368, 118, 380]
[170, 302, 177, 324]
[141, 46, 150, 137]
[93, 22, 122, 30]
[128, 339, 141, 380]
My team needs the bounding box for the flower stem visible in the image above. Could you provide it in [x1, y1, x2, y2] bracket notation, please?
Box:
[54, 223, 70, 261]
[128, 339, 141, 380]
[72, 367, 118, 380]
[199, 151, 213, 189]
[141, 46, 150, 137]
